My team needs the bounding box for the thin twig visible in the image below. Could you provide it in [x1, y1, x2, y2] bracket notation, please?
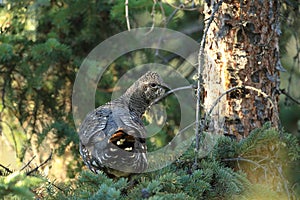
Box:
[194, 0, 223, 168]
[145, 0, 167, 35]
[150, 85, 195, 106]
[163, 121, 196, 154]
[0, 163, 13, 174]
[147, 0, 158, 34]
[285, 33, 300, 105]
[125, 0, 131, 31]
[47, 179, 65, 193]
[158, 1, 166, 24]
[26, 151, 53, 175]
[280, 89, 300, 105]
[285, 59, 296, 105]
[1, 82, 6, 112]
[20, 155, 36, 171]
[154, 0, 195, 59]
[277, 165, 291, 200]
[164, 1, 199, 11]
[154, 7, 179, 58]
[154, 3, 179, 58]
[203, 86, 279, 131]
[0, 119, 18, 159]
[164, 7, 180, 26]
[223, 157, 268, 180]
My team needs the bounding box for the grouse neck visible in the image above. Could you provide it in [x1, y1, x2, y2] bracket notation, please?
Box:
[120, 91, 149, 117]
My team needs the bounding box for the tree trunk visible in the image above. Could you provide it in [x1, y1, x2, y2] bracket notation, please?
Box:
[203, 0, 281, 140]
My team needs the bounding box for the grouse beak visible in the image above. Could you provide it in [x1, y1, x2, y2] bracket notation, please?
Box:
[159, 83, 171, 92]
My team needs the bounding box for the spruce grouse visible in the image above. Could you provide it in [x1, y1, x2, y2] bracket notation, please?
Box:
[78, 71, 168, 177]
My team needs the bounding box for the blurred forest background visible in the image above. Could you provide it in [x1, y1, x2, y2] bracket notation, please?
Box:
[0, 0, 300, 199]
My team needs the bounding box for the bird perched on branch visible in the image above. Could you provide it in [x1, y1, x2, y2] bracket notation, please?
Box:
[78, 71, 168, 177]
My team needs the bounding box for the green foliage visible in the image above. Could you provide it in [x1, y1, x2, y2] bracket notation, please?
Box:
[0, 171, 45, 199]
[0, 43, 14, 62]
[212, 123, 300, 199]
[0, 122, 299, 199]
[46, 123, 298, 200]
[31, 38, 71, 63]
[110, 0, 187, 29]
[50, 171, 127, 200]
[279, 0, 300, 55]
[238, 122, 273, 153]
[0, 0, 124, 178]
[51, 158, 246, 200]
[111, 0, 153, 20]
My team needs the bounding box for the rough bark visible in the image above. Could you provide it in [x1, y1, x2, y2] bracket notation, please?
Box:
[203, 0, 281, 140]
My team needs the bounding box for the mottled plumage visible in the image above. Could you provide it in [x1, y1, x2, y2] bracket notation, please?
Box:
[78, 71, 167, 177]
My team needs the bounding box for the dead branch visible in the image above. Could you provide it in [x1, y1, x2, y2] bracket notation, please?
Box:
[194, 0, 223, 168]
[0, 119, 19, 159]
[277, 165, 291, 200]
[223, 157, 267, 180]
[164, 1, 199, 11]
[146, 0, 159, 34]
[153, 7, 179, 58]
[203, 86, 280, 132]
[125, 0, 131, 31]
[0, 163, 13, 174]
[20, 155, 36, 171]
[154, 2, 180, 59]
[149, 85, 195, 107]
[26, 151, 53, 175]
[158, 1, 166, 24]
[285, 32, 300, 106]
[280, 89, 300, 105]
[1, 82, 5, 112]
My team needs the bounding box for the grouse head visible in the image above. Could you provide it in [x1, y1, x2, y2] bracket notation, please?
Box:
[124, 71, 168, 114]
[138, 71, 168, 102]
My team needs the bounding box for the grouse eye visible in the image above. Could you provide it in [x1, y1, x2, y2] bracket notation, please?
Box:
[150, 83, 157, 87]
